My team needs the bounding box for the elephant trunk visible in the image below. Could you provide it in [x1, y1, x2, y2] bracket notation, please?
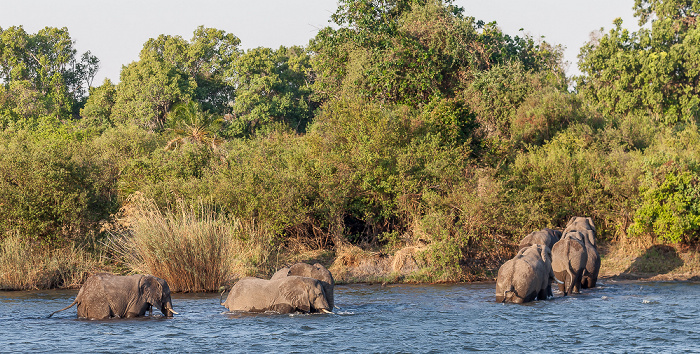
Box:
[163, 301, 178, 316]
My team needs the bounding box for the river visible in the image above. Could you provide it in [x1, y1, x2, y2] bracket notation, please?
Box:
[2, 280, 699, 352]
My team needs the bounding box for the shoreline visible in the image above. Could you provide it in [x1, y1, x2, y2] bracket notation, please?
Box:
[3, 237, 700, 291]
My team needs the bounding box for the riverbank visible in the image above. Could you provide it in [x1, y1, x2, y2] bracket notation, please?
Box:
[291, 236, 700, 285]
[599, 236, 700, 282]
[3, 235, 700, 291]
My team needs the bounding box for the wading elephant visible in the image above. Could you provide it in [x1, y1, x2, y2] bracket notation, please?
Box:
[562, 216, 600, 288]
[519, 228, 561, 251]
[270, 262, 335, 309]
[222, 276, 332, 314]
[48, 273, 177, 319]
[495, 244, 559, 303]
[551, 231, 588, 295]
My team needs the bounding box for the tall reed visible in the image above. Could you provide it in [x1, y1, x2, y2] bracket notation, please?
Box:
[0, 233, 98, 290]
[111, 197, 278, 292]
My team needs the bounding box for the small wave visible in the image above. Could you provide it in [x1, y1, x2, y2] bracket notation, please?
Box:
[335, 311, 355, 315]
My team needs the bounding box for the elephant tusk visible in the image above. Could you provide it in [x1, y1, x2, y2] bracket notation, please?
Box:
[554, 278, 564, 284]
[321, 309, 333, 314]
[168, 309, 179, 315]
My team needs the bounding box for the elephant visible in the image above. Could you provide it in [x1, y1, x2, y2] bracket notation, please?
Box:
[222, 276, 332, 314]
[562, 216, 600, 288]
[551, 231, 588, 295]
[270, 262, 335, 309]
[48, 273, 177, 319]
[495, 244, 560, 303]
[518, 228, 561, 251]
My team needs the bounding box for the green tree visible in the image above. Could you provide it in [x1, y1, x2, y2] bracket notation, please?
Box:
[225, 46, 315, 137]
[311, 0, 562, 106]
[165, 101, 223, 150]
[0, 26, 99, 119]
[112, 26, 240, 129]
[578, 0, 700, 124]
[80, 79, 116, 128]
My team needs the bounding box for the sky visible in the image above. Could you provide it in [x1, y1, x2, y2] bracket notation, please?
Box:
[0, 0, 640, 84]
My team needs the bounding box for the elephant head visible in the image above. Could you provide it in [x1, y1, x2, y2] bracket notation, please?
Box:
[141, 275, 177, 317]
[272, 263, 335, 309]
[280, 276, 332, 314]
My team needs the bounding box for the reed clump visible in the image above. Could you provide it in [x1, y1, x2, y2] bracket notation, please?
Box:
[110, 197, 278, 292]
[0, 233, 99, 290]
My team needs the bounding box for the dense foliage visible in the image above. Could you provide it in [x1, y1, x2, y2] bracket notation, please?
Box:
[2, 0, 700, 286]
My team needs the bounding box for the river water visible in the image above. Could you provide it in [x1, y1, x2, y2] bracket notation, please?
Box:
[2, 280, 699, 352]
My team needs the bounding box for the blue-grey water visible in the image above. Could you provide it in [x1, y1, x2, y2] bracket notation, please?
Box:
[2, 280, 700, 352]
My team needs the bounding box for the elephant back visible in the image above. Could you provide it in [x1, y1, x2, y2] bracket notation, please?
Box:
[223, 277, 272, 312]
[519, 229, 559, 251]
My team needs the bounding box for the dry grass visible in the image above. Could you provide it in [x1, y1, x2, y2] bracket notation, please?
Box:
[109, 197, 279, 292]
[0, 233, 100, 290]
[600, 235, 700, 280]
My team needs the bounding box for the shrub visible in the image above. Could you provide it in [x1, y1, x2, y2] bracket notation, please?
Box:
[629, 170, 700, 243]
[0, 130, 118, 245]
[109, 196, 279, 291]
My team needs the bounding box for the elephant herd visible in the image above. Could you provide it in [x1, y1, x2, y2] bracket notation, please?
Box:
[47, 217, 599, 319]
[496, 216, 601, 303]
[49, 262, 335, 320]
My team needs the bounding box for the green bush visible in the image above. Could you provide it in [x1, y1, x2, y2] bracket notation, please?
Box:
[0, 130, 118, 245]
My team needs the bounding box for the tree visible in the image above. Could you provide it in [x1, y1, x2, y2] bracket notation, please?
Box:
[310, 0, 563, 106]
[225, 46, 316, 137]
[0, 26, 99, 119]
[80, 79, 116, 128]
[111, 26, 240, 129]
[164, 101, 223, 150]
[577, 0, 700, 124]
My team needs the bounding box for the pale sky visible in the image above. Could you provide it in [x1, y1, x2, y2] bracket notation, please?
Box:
[0, 1, 639, 84]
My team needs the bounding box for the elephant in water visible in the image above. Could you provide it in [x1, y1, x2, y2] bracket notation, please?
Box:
[496, 244, 559, 303]
[519, 228, 561, 251]
[48, 273, 177, 319]
[551, 231, 588, 295]
[222, 276, 332, 314]
[562, 216, 600, 288]
[270, 262, 335, 309]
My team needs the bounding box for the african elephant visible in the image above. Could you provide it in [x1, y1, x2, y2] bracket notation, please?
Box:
[562, 216, 600, 288]
[495, 244, 559, 303]
[222, 276, 332, 314]
[519, 228, 561, 251]
[48, 273, 176, 319]
[271, 262, 335, 309]
[551, 231, 588, 295]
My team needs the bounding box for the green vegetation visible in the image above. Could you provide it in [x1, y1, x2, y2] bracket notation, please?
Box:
[2, 0, 700, 289]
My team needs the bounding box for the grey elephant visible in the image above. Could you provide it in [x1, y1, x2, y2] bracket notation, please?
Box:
[271, 262, 335, 309]
[222, 276, 332, 314]
[562, 216, 600, 288]
[495, 244, 559, 303]
[551, 231, 588, 295]
[48, 273, 177, 319]
[519, 228, 561, 251]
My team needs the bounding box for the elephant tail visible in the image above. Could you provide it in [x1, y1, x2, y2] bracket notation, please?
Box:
[565, 262, 577, 296]
[502, 286, 516, 303]
[48, 298, 78, 318]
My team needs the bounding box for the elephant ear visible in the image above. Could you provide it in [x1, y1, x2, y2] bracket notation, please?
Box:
[141, 276, 163, 305]
[539, 245, 550, 263]
[280, 279, 311, 313]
